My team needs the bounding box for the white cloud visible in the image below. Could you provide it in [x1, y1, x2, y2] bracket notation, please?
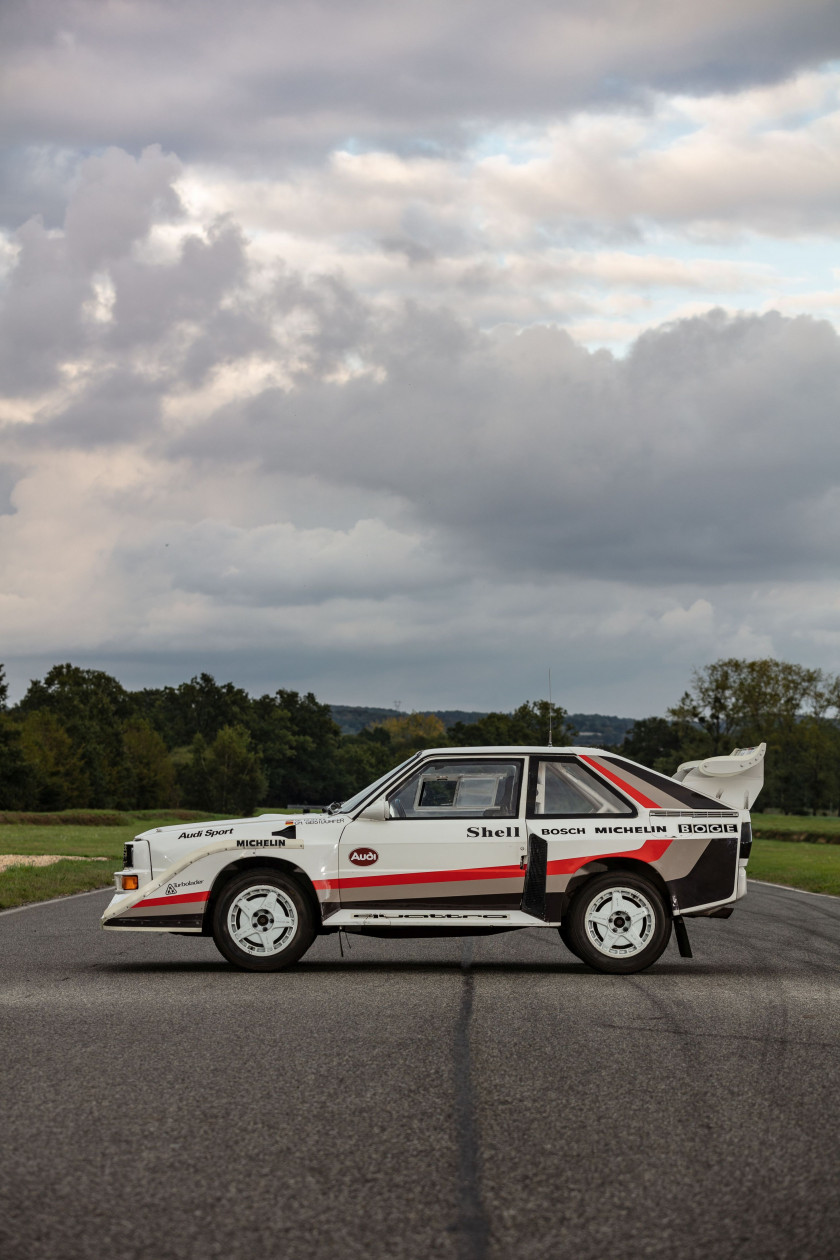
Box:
[2, 7, 840, 712]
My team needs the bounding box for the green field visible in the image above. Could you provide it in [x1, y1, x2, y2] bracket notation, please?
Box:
[0, 859, 123, 911]
[747, 838, 840, 897]
[0, 811, 219, 909]
[753, 814, 840, 843]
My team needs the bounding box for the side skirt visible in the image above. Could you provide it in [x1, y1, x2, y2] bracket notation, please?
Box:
[325, 908, 558, 928]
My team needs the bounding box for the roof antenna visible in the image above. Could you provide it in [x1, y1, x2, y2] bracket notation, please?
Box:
[548, 668, 553, 747]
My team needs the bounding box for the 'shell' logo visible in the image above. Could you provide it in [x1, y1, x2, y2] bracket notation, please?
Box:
[348, 848, 379, 866]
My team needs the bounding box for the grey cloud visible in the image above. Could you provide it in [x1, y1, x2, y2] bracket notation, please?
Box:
[0, 463, 22, 514]
[62, 145, 183, 270]
[178, 307, 840, 586]
[0, 145, 184, 393]
[45, 369, 164, 446]
[2, 1, 839, 196]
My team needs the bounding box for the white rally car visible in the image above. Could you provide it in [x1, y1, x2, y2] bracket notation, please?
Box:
[102, 743, 766, 974]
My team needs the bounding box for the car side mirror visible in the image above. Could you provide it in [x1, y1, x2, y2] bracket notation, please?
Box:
[359, 797, 389, 821]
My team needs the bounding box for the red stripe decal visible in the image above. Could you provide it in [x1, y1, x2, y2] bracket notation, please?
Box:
[579, 755, 662, 809]
[547, 837, 671, 875]
[313, 838, 672, 894]
[334, 863, 523, 891]
[138, 891, 211, 908]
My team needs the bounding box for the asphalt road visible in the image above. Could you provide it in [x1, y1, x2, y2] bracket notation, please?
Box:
[1, 882, 838, 1260]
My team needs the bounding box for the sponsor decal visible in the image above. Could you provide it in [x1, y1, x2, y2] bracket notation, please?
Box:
[466, 826, 521, 838]
[677, 822, 738, 835]
[164, 880, 204, 896]
[236, 838, 289, 848]
[295, 816, 344, 825]
[178, 826, 234, 840]
[349, 848, 379, 866]
[594, 825, 669, 835]
[541, 826, 585, 836]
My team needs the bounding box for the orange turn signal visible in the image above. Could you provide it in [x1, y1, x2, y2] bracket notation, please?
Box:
[120, 874, 139, 891]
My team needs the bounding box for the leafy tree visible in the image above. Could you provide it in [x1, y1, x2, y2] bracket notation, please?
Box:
[0, 663, 32, 809]
[122, 719, 177, 809]
[447, 700, 575, 747]
[336, 727, 396, 797]
[619, 716, 689, 775]
[133, 673, 252, 748]
[182, 725, 267, 816]
[18, 711, 90, 809]
[16, 664, 133, 807]
[669, 658, 840, 813]
[255, 690, 343, 805]
[374, 711, 446, 754]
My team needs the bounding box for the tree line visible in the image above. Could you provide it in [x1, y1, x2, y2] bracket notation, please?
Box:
[1, 658, 839, 815]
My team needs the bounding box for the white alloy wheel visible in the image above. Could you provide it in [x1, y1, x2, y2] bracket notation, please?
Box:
[226, 884, 299, 957]
[583, 885, 655, 959]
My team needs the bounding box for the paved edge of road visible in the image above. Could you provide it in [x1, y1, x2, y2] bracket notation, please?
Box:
[747, 877, 839, 900]
[0, 886, 113, 918]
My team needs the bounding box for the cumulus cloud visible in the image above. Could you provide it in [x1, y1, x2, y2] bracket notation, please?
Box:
[2, 1, 839, 186]
[2, 7, 840, 711]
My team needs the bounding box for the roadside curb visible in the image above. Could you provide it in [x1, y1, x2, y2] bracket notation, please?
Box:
[0, 886, 113, 918]
[748, 878, 839, 901]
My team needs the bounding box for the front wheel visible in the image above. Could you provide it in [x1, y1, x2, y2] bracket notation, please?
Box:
[212, 870, 315, 971]
[566, 873, 671, 974]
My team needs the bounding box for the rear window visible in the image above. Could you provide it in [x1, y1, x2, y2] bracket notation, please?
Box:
[529, 759, 634, 816]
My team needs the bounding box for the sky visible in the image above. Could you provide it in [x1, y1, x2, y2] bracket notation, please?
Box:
[1, 0, 840, 716]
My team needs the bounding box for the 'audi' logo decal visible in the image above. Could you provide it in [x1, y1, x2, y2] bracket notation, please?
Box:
[348, 848, 379, 866]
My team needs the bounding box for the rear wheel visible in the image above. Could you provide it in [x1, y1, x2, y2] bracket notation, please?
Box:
[212, 869, 315, 971]
[566, 872, 670, 974]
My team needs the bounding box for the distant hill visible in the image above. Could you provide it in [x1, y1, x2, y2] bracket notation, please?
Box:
[330, 704, 636, 745]
[329, 705, 490, 735]
[567, 714, 636, 747]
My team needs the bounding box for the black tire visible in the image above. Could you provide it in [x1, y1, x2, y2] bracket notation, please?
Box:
[558, 920, 581, 959]
[566, 871, 671, 975]
[212, 869, 315, 972]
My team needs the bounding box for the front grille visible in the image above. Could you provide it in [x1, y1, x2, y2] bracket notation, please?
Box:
[123, 842, 134, 869]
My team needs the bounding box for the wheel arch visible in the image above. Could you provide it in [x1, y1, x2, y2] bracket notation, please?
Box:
[565, 857, 670, 911]
[202, 856, 322, 935]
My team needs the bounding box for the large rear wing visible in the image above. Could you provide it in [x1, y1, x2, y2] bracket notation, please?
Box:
[673, 743, 766, 810]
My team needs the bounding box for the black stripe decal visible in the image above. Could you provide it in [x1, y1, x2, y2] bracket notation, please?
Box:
[521, 834, 548, 919]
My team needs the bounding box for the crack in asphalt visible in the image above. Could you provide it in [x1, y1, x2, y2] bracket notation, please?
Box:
[452, 938, 490, 1260]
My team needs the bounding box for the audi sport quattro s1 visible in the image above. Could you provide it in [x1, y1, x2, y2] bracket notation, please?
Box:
[101, 743, 766, 975]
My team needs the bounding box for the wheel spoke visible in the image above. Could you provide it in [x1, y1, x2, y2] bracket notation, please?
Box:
[590, 912, 611, 928]
[624, 926, 644, 950]
[232, 919, 258, 944]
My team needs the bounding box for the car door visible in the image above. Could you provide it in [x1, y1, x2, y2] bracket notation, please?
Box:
[338, 757, 527, 915]
[524, 755, 637, 919]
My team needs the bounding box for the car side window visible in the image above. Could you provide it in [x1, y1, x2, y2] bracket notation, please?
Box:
[529, 758, 634, 816]
[388, 760, 522, 820]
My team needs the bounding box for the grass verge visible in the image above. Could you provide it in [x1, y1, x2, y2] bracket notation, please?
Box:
[748, 838, 840, 897]
[0, 858, 121, 911]
[753, 813, 840, 844]
[0, 823, 166, 858]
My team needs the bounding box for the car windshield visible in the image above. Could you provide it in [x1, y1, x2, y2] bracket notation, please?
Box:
[337, 753, 422, 814]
